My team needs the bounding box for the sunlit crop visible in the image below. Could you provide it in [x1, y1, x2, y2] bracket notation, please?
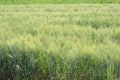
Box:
[0, 4, 120, 80]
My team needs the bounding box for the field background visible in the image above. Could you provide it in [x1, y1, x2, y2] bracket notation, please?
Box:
[0, 0, 120, 4]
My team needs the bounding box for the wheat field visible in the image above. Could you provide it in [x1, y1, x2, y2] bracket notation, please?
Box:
[0, 4, 120, 80]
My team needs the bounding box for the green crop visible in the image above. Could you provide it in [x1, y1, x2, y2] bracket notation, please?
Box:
[0, 4, 120, 80]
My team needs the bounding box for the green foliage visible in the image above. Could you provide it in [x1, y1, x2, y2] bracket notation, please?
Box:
[0, 0, 120, 4]
[0, 4, 120, 80]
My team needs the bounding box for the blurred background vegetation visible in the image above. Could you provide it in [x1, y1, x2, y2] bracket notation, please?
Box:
[0, 0, 120, 4]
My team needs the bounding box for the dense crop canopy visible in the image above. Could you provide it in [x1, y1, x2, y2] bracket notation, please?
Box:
[0, 4, 120, 80]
